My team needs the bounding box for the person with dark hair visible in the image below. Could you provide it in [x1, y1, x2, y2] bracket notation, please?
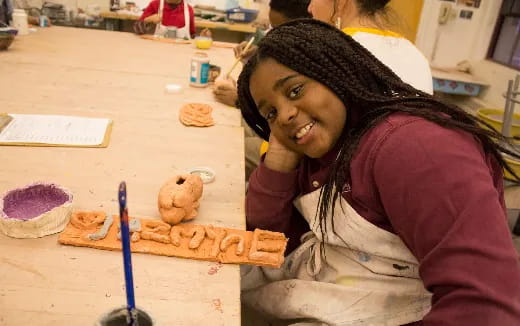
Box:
[238, 19, 520, 325]
[214, 0, 311, 108]
[308, 0, 433, 93]
[247, 0, 433, 180]
[213, 0, 311, 180]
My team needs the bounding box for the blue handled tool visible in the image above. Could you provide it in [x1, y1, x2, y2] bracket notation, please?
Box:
[118, 181, 138, 325]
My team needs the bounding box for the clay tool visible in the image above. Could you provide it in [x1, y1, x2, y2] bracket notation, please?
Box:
[118, 182, 138, 326]
[225, 36, 255, 79]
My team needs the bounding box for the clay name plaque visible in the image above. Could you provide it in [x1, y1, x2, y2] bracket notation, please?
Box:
[58, 211, 288, 268]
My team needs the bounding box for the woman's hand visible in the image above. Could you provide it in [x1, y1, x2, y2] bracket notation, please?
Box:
[213, 78, 238, 107]
[144, 14, 161, 24]
[233, 41, 258, 63]
[264, 133, 302, 172]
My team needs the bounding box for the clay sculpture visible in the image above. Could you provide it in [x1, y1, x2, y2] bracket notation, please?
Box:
[0, 182, 73, 238]
[179, 103, 214, 127]
[158, 174, 203, 225]
[58, 212, 288, 268]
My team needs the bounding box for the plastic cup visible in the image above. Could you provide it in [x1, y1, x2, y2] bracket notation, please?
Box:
[95, 306, 154, 326]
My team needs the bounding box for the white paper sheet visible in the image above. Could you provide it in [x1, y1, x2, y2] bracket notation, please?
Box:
[0, 114, 111, 146]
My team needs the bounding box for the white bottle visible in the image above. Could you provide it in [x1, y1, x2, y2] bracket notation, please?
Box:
[12, 9, 29, 35]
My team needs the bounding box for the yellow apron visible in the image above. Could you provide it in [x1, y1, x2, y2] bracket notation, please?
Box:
[242, 188, 432, 325]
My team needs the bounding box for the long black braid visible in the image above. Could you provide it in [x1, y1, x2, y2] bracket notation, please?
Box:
[237, 19, 520, 243]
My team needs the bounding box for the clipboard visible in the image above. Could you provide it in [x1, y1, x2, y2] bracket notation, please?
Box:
[0, 113, 13, 133]
[0, 113, 113, 148]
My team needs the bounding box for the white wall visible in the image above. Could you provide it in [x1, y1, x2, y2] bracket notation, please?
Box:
[416, 0, 520, 109]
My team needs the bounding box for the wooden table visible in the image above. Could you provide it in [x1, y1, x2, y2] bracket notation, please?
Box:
[0, 27, 245, 325]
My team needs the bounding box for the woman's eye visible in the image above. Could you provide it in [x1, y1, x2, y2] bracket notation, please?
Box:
[264, 108, 277, 121]
[288, 85, 303, 99]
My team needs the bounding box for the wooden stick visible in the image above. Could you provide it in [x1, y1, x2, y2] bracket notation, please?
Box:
[225, 36, 255, 79]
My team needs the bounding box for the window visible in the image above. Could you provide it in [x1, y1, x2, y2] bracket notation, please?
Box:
[489, 0, 520, 69]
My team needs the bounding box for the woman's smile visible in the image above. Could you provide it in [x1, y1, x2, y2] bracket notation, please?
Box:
[294, 120, 315, 144]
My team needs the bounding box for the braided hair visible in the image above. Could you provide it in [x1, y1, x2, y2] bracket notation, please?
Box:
[237, 19, 520, 242]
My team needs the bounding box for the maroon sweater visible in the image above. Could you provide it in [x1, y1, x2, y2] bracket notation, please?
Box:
[246, 113, 520, 325]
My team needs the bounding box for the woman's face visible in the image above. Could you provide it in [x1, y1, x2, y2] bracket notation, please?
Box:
[249, 58, 346, 158]
[307, 0, 335, 23]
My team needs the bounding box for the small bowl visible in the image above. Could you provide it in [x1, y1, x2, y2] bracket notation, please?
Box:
[0, 34, 15, 51]
[95, 306, 154, 326]
[0, 27, 18, 35]
[0, 183, 73, 238]
[195, 36, 213, 49]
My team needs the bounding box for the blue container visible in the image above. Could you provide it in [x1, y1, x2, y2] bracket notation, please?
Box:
[432, 77, 482, 96]
[226, 8, 259, 23]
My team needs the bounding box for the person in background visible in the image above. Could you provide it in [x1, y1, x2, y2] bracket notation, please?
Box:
[308, 0, 433, 94]
[238, 19, 520, 325]
[213, 0, 311, 180]
[213, 0, 311, 108]
[134, 0, 195, 38]
[0, 0, 13, 26]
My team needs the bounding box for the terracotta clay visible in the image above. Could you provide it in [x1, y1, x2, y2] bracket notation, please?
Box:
[158, 174, 203, 225]
[71, 211, 106, 230]
[58, 212, 288, 268]
[179, 103, 214, 127]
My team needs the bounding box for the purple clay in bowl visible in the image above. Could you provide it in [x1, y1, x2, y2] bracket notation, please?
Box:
[0, 183, 73, 238]
[2, 184, 70, 220]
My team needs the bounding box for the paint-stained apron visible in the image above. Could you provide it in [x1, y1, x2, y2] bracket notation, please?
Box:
[242, 188, 432, 325]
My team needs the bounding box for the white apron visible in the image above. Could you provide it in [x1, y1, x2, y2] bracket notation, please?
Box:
[154, 0, 191, 39]
[242, 188, 432, 326]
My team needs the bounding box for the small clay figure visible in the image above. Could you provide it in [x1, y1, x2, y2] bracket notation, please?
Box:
[71, 211, 106, 230]
[140, 220, 171, 244]
[179, 103, 214, 127]
[158, 174, 203, 225]
[88, 215, 114, 241]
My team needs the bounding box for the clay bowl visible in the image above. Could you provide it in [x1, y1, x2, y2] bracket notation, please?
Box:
[0, 183, 73, 238]
[0, 29, 18, 50]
